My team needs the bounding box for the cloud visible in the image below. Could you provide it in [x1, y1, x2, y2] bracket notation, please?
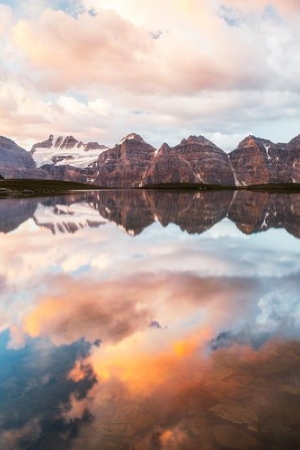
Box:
[65, 336, 300, 449]
[2, 192, 300, 357]
[0, 331, 96, 449]
[11, 5, 271, 95]
[0, 419, 41, 450]
[20, 271, 258, 348]
[1, 189, 300, 447]
[210, 328, 271, 351]
[12, 9, 155, 93]
[0, 4, 13, 35]
[22, 274, 154, 346]
[0, 0, 299, 148]
[223, 0, 300, 17]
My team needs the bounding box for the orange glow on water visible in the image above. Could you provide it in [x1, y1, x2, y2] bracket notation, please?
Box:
[90, 327, 214, 396]
[68, 360, 87, 382]
[173, 327, 212, 356]
[23, 298, 62, 337]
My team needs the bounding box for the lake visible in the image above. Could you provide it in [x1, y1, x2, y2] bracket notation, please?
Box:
[0, 189, 300, 449]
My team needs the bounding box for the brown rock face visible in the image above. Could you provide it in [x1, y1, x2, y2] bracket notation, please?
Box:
[6, 132, 300, 187]
[95, 133, 156, 188]
[229, 135, 289, 186]
[141, 143, 196, 186]
[141, 135, 235, 187]
[286, 134, 300, 182]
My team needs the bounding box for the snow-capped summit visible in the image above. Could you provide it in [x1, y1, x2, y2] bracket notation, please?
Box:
[31, 135, 108, 169]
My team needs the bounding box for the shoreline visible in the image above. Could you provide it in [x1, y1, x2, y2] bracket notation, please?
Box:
[1, 178, 300, 199]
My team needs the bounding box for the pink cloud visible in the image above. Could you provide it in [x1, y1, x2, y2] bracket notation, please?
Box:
[20, 270, 258, 349]
[11, 5, 270, 95]
[223, 0, 300, 17]
[64, 336, 300, 449]
[0, 0, 300, 165]
[0, 5, 13, 35]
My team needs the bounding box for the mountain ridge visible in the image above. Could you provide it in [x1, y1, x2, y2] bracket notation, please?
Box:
[1, 133, 300, 188]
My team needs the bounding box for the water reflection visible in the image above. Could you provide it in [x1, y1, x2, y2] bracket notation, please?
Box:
[1, 189, 300, 238]
[0, 331, 96, 449]
[1, 190, 300, 449]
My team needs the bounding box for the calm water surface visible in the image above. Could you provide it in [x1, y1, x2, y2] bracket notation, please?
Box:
[1, 189, 300, 449]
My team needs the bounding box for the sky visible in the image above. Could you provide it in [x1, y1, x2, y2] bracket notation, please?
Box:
[1, 0, 300, 151]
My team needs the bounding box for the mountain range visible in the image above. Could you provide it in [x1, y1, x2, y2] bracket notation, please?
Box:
[1, 132, 300, 188]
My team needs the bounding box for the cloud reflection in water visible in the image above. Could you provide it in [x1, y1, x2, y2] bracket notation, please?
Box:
[0, 190, 300, 448]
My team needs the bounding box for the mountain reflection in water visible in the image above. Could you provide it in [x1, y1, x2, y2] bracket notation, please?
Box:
[0, 190, 300, 449]
[1, 189, 300, 237]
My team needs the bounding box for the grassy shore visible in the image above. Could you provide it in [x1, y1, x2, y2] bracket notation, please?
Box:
[0, 179, 100, 199]
[1, 178, 300, 199]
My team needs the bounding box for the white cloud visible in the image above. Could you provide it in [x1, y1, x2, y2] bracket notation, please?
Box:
[0, 0, 299, 149]
[0, 4, 13, 35]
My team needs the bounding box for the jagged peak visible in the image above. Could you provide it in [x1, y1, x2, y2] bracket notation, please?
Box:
[237, 135, 274, 149]
[156, 143, 171, 154]
[116, 133, 145, 146]
[31, 135, 78, 152]
[180, 135, 217, 147]
[59, 136, 79, 147]
[31, 135, 107, 155]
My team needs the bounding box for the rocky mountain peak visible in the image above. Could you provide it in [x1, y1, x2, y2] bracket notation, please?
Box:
[237, 135, 273, 149]
[29, 135, 108, 183]
[0, 136, 50, 179]
[116, 133, 145, 146]
[141, 134, 235, 187]
[58, 136, 83, 149]
[180, 135, 217, 147]
[96, 134, 156, 188]
[230, 134, 294, 186]
[0, 136, 23, 150]
[158, 143, 171, 152]
[3, 131, 300, 188]
[287, 134, 300, 149]
[31, 135, 87, 154]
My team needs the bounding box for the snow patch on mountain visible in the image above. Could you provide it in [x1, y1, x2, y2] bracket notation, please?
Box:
[31, 135, 108, 169]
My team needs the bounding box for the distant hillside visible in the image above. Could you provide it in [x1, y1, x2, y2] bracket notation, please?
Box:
[0, 136, 49, 180]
